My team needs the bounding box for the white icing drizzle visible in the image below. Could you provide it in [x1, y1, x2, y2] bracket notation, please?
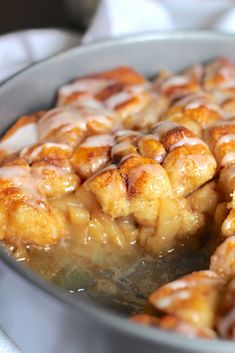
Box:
[84, 164, 117, 185]
[221, 151, 235, 166]
[211, 120, 235, 128]
[155, 289, 190, 309]
[33, 165, 76, 193]
[174, 93, 208, 107]
[0, 122, 38, 154]
[130, 82, 151, 93]
[169, 137, 208, 152]
[111, 140, 135, 159]
[161, 76, 190, 92]
[175, 154, 215, 178]
[104, 83, 150, 110]
[59, 78, 114, 97]
[153, 121, 178, 139]
[81, 134, 114, 148]
[153, 271, 220, 310]
[69, 96, 104, 110]
[164, 271, 218, 290]
[38, 107, 112, 139]
[173, 92, 220, 113]
[216, 66, 235, 89]
[21, 143, 72, 160]
[127, 164, 165, 191]
[38, 107, 85, 138]
[217, 134, 235, 147]
[115, 129, 141, 139]
[0, 166, 42, 199]
[186, 101, 220, 113]
[154, 153, 166, 164]
[105, 91, 132, 110]
[140, 134, 160, 143]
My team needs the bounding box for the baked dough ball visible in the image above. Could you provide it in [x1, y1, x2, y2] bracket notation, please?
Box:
[57, 66, 165, 130]
[131, 314, 216, 339]
[0, 161, 67, 246]
[21, 142, 80, 198]
[203, 58, 235, 105]
[217, 277, 235, 340]
[149, 270, 225, 329]
[163, 93, 221, 137]
[38, 106, 116, 146]
[71, 134, 114, 179]
[210, 236, 235, 281]
[85, 155, 171, 226]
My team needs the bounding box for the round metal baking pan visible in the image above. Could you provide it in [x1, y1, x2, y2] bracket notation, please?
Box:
[0, 31, 234, 353]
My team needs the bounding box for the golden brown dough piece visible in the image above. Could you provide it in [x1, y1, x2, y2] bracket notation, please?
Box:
[187, 181, 221, 218]
[112, 129, 166, 163]
[154, 71, 200, 103]
[210, 236, 235, 281]
[203, 58, 235, 106]
[57, 66, 165, 130]
[71, 134, 114, 179]
[37, 106, 116, 146]
[131, 314, 216, 339]
[183, 64, 204, 84]
[163, 93, 221, 137]
[217, 277, 235, 340]
[205, 119, 235, 169]
[0, 114, 41, 163]
[21, 142, 80, 198]
[149, 270, 225, 329]
[158, 315, 216, 339]
[205, 119, 235, 238]
[153, 122, 217, 197]
[85, 155, 172, 226]
[0, 161, 67, 246]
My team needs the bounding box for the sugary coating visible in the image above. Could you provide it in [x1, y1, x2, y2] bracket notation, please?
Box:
[85, 156, 171, 226]
[205, 117, 235, 239]
[163, 93, 221, 137]
[132, 314, 216, 339]
[217, 277, 235, 340]
[154, 73, 200, 103]
[57, 66, 163, 130]
[203, 58, 235, 104]
[152, 122, 217, 197]
[0, 113, 41, 163]
[71, 134, 114, 179]
[0, 161, 67, 246]
[38, 106, 116, 146]
[205, 119, 235, 169]
[21, 142, 80, 198]
[149, 270, 225, 328]
[158, 315, 216, 339]
[210, 236, 235, 281]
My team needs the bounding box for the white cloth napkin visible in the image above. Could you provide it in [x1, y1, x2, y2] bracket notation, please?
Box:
[2, 0, 235, 352]
[0, 28, 80, 82]
[83, 0, 235, 42]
